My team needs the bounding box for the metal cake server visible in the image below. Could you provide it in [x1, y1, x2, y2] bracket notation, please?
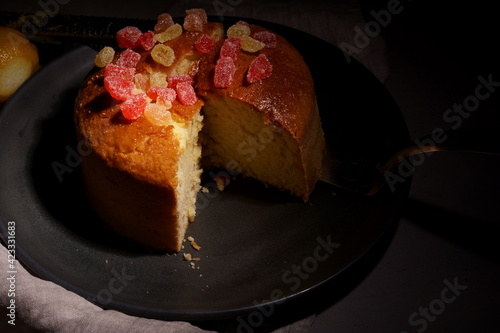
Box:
[320, 129, 500, 195]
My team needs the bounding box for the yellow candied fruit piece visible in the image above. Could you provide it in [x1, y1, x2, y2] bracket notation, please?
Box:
[151, 44, 175, 67]
[155, 23, 183, 43]
[150, 72, 167, 87]
[227, 24, 251, 38]
[144, 103, 173, 126]
[94, 46, 115, 68]
[241, 36, 266, 53]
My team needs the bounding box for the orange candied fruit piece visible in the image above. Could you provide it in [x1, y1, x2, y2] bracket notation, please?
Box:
[144, 103, 173, 126]
[241, 36, 265, 53]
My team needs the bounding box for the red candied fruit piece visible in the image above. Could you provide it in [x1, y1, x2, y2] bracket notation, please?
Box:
[104, 64, 135, 80]
[220, 37, 242, 62]
[194, 34, 216, 54]
[116, 26, 142, 49]
[104, 76, 134, 101]
[138, 31, 156, 51]
[186, 8, 208, 24]
[214, 56, 236, 88]
[183, 14, 203, 32]
[121, 93, 148, 120]
[175, 82, 197, 106]
[155, 13, 174, 33]
[167, 74, 193, 88]
[252, 31, 277, 48]
[147, 86, 177, 102]
[247, 54, 273, 84]
[116, 49, 141, 68]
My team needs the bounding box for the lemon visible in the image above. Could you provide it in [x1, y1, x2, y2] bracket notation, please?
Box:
[0, 27, 39, 103]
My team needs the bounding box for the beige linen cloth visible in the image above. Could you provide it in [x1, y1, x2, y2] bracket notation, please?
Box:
[0, 1, 389, 332]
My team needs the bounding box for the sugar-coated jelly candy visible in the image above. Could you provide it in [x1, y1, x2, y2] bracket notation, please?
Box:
[241, 36, 265, 53]
[116, 49, 141, 68]
[183, 13, 203, 32]
[227, 24, 250, 38]
[252, 31, 277, 48]
[94, 46, 115, 68]
[214, 56, 236, 88]
[121, 93, 148, 120]
[155, 13, 174, 33]
[134, 73, 150, 92]
[220, 37, 242, 62]
[138, 31, 156, 51]
[104, 64, 135, 81]
[186, 8, 207, 24]
[104, 76, 134, 101]
[155, 24, 183, 43]
[144, 104, 173, 126]
[116, 26, 142, 49]
[247, 54, 272, 83]
[167, 74, 192, 88]
[151, 44, 175, 67]
[147, 86, 177, 103]
[194, 34, 216, 54]
[150, 72, 167, 87]
[175, 82, 197, 105]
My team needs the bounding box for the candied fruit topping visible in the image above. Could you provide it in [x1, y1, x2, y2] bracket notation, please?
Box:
[116, 49, 141, 68]
[220, 37, 242, 62]
[236, 20, 250, 26]
[155, 23, 183, 43]
[175, 81, 197, 106]
[252, 31, 277, 48]
[183, 13, 203, 32]
[155, 13, 174, 33]
[241, 36, 266, 53]
[186, 8, 207, 24]
[138, 31, 156, 51]
[134, 73, 150, 92]
[247, 54, 273, 83]
[171, 99, 203, 119]
[167, 74, 193, 88]
[194, 33, 216, 54]
[214, 56, 236, 88]
[144, 104, 173, 126]
[151, 44, 175, 67]
[104, 64, 135, 81]
[104, 76, 134, 101]
[121, 93, 148, 120]
[94, 46, 115, 68]
[116, 26, 142, 49]
[227, 24, 251, 38]
[150, 72, 167, 87]
[147, 86, 177, 103]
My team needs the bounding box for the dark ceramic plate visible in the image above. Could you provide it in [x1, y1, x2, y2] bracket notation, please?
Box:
[0, 18, 410, 321]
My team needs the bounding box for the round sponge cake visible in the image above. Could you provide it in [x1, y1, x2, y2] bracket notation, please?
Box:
[74, 11, 324, 252]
